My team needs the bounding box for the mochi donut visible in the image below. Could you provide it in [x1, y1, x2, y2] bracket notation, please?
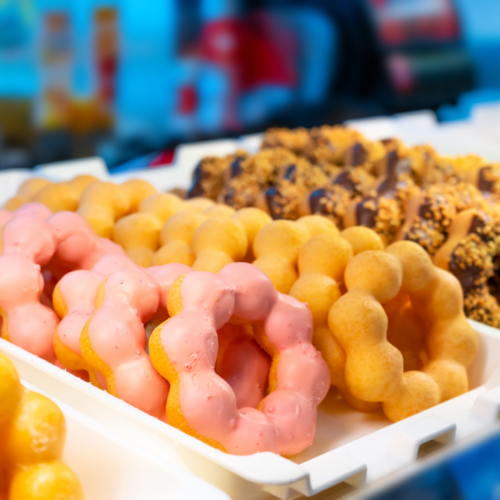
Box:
[152, 204, 233, 268]
[251, 216, 338, 294]
[329, 242, 478, 422]
[32, 174, 99, 212]
[79, 264, 190, 419]
[77, 179, 157, 238]
[433, 208, 500, 327]
[396, 183, 487, 255]
[3, 176, 97, 214]
[252, 220, 311, 294]
[153, 211, 208, 267]
[0, 212, 124, 362]
[53, 254, 141, 384]
[231, 208, 272, 262]
[112, 193, 216, 267]
[256, 156, 328, 220]
[339, 226, 385, 255]
[300, 167, 375, 228]
[0, 352, 83, 500]
[289, 232, 380, 412]
[2, 178, 52, 211]
[0, 202, 52, 228]
[343, 149, 419, 244]
[149, 263, 330, 455]
[191, 217, 247, 272]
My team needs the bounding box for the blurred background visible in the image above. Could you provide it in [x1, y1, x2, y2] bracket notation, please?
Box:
[0, 0, 499, 171]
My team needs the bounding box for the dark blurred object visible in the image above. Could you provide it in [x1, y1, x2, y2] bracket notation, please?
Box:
[366, 0, 474, 112]
[369, 431, 500, 500]
[0, 99, 33, 169]
[371, 466, 464, 500]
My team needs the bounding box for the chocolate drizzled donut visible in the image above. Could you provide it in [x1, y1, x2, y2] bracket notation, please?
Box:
[261, 127, 312, 155]
[220, 148, 296, 210]
[396, 183, 487, 255]
[187, 154, 235, 200]
[475, 166, 500, 200]
[374, 141, 438, 183]
[305, 125, 387, 176]
[301, 167, 375, 228]
[343, 149, 419, 243]
[434, 209, 500, 328]
[257, 157, 328, 220]
[424, 154, 490, 187]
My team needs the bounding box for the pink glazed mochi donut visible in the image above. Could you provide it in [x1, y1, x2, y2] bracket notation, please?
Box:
[53, 253, 143, 384]
[0, 211, 124, 363]
[79, 264, 190, 421]
[0, 202, 53, 227]
[149, 262, 330, 456]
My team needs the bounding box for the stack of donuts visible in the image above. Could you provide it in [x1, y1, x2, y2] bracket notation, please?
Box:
[0, 351, 83, 500]
[0, 196, 479, 457]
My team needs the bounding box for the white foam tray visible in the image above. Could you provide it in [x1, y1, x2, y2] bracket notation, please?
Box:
[2, 320, 500, 500]
[18, 380, 229, 500]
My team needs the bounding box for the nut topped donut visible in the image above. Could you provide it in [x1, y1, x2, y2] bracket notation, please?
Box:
[257, 157, 328, 221]
[150, 263, 329, 455]
[344, 150, 419, 243]
[396, 183, 487, 255]
[188, 153, 241, 200]
[301, 167, 375, 228]
[433, 208, 500, 327]
[221, 148, 296, 211]
[306, 125, 384, 174]
[261, 127, 311, 154]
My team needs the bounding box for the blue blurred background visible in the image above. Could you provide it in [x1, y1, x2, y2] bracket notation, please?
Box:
[371, 431, 500, 500]
[0, 0, 499, 170]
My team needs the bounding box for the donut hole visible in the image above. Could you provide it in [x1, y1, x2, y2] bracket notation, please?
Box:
[215, 322, 271, 409]
[42, 260, 75, 301]
[384, 293, 429, 372]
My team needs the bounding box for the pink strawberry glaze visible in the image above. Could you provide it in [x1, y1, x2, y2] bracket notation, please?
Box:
[0, 209, 11, 227]
[0, 216, 58, 361]
[0, 202, 52, 228]
[158, 262, 330, 455]
[217, 323, 271, 408]
[12, 202, 53, 220]
[84, 265, 190, 421]
[57, 270, 103, 356]
[148, 264, 191, 308]
[56, 256, 189, 360]
[56, 254, 142, 357]
[48, 211, 124, 270]
[0, 211, 124, 362]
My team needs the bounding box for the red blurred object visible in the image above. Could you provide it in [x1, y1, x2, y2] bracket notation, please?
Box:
[97, 58, 117, 103]
[149, 149, 175, 167]
[202, 14, 297, 93]
[178, 85, 198, 115]
[369, 0, 459, 47]
[94, 8, 118, 109]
